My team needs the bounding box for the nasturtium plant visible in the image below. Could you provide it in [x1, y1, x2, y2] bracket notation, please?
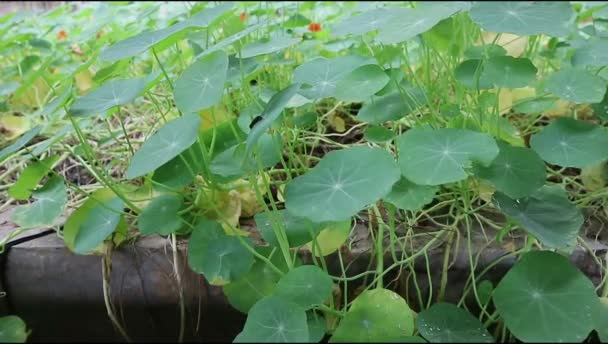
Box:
[416, 303, 493, 343]
[493, 251, 599, 342]
[494, 185, 583, 249]
[69, 77, 146, 117]
[285, 146, 400, 222]
[187, 218, 254, 286]
[3, 2, 608, 343]
[126, 113, 201, 179]
[530, 117, 608, 168]
[470, 2, 575, 37]
[543, 68, 607, 104]
[330, 288, 415, 342]
[396, 128, 499, 186]
[473, 141, 546, 199]
[173, 50, 229, 113]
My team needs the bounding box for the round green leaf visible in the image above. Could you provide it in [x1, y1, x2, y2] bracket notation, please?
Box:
[138, 194, 183, 235]
[0, 316, 28, 343]
[376, 2, 470, 44]
[294, 55, 372, 99]
[357, 89, 426, 124]
[493, 185, 582, 249]
[285, 146, 400, 222]
[69, 78, 146, 117]
[454, 59, 492, 89]
[275, 265, 333, 309]
[334, 64, 390, 102]
[482, 56, 537, 88]
[544, 69, 607, 104]
[493, 250, 598, 342]
[11, 175, 67, 228]
[331, 7, 402, 37]
[396, 128, 499, 186]
[223, 248, 286, 313]
[187, 219, 254, 286]
[235, 296, 309, 343]
[255, 209, 324, 247]
[0, 126, 41, 163]
[474, 142, 546, 199]
[384, 177, 438, 211]
[212, 134, 282, 182]
[530, 117, 608, 168]
[240, 36, 301, 59]
[464, 44, 507, 60]
[470, 2, 575, 37]
[416, 303, 493, 343]
[330, 288, 415, 342]
[63, 188, 115, 253]
[73, 197, 125, 254]
[513, 97, 558, 114]
[364, 126, 395, 143]
[572, 38, 608, 68]
[174, 50, 228, 113]
[307, 312, 327, 343]
[99, 3, 234, 62]
[126, 113, 201, 179]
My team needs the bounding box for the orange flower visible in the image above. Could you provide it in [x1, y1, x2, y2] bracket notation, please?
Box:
[308, 22, 322, 32]
[57, 30, 67, 40]
[239, 12, 247, 21]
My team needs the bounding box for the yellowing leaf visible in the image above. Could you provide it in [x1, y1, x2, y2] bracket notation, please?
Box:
[75, 69, 94, 94]
[543, 99, 572, 117]
[480, 32, 528, 57]
[305, 220, 352, 257]
[327, 113, 346, 133]
[199, 104, 235, 131]
[10, 78, 50, 108]
[581, 161, 608, 192]
[470, 178, 496, 203]
[0, 115, 30, 142]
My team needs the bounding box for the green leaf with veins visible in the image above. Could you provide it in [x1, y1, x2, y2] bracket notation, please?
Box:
[293, 55, 372, 99]
[417, 303, 493, 343]
[73, 197, 125, 254]
[240, 36, 301, 59]
[493, 251, 598, 342]
[187, 218, 254, 286]
[334, 64, 390, 102]
[234, 296, 309, 343]
[572, 38, 608, 67]
[384, 177, 438, 211]
[285, 146, 400, 222]
[255, 209, 324, 248]
[11, 175, 67, 228]
[474, 142, 546, 199]
[99, 2, 235, 61]
[470, 2, 574, 37]
[330, 288, 415, 342]
[69, 78, 146, 117]
[396, 128, 499, 186]
[126, 113, 201, 179]
[493, 185, 582, 249]
[376, 2, 471, 44]
[481, 56, 537, 88]
[275, 265, 333, 309]
[530, 117, 608, 168]
[543, 68, 607, 104]
[173, 50, 229, 113]
[357, 89, 427, 124]
[138, 194, 183, 235]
